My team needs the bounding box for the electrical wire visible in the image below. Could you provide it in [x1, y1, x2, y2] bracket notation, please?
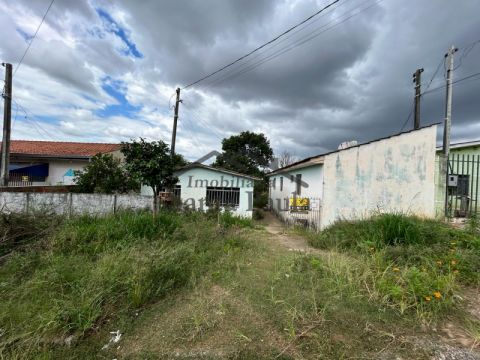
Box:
[13, 0, 55, 77]
[201, 0, 382, 89]
[182, 0, 342, 89]
[12, 98, 59, 140]
[194, 0, 359, 88]
[421, 71, 480, 96]
[399, 100, 414, 132]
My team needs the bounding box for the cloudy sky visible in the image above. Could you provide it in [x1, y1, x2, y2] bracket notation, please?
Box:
[0, 0, 479, 160]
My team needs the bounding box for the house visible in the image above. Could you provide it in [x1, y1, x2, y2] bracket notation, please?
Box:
[0, 140, 121, 186]
[268, 124, 438, 230]
[435, 140, 480, 217]
[141, 163, 259, 218]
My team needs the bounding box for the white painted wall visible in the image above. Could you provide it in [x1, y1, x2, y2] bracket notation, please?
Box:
[47, 160, 87, 185]
[321, 126, 437, 228]
[268, 165, 324, 212]
[141, 166, 255, 218]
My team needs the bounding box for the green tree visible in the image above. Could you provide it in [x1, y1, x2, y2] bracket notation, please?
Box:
[213, 131, 273, 177]
[121, 139, 184, 215]
[74, 153, 137, 194]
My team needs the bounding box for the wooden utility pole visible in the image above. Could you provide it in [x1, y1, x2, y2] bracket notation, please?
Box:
[0, 63, 12, 187]
[443, 46, 457, 217]
[171, 87, 181, 156]
[413, 68, 424, 129]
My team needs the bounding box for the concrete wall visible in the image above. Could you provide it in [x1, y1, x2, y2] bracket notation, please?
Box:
[321, 126, 437, 228]
[0, 192, 152, 216]
[141, 167, 255, 218]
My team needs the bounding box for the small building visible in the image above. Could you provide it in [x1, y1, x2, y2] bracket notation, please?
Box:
[141, 163, 259, 218]
[268, 124, 438, 230]
[0, 140, 121, 186]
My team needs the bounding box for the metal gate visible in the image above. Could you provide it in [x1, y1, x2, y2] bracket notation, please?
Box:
[273, 196, 322, 231]
[446, 154, 480, 218]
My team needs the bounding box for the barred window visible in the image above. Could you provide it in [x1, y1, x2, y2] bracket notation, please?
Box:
[206, 187, 240, 207]
[160, 185, 181, 198]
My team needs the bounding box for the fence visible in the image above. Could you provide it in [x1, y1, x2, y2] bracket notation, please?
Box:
[271, 196, 322, 231]
[7, 173, 33, 187]
[0, 192, 153, 216]
[446, 154, 480, 218]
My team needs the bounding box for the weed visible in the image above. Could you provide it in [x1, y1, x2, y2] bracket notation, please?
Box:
[0, 210, 254, 357]
[306, 213, 480, 319]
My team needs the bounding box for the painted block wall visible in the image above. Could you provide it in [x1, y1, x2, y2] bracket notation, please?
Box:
[321, 126, 437, 228]
[0, 192, 152, 216]
[141, 167, 255, 218]
[269, 165, 323, 212]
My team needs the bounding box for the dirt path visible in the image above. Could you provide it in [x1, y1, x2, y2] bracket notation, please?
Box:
[261, 211, 322, 254]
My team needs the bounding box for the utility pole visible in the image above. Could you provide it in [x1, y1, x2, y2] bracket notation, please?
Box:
[413, 68, 424, 129]
[442, 46, 457, 157]
[0, 63, 12, 187]
[171, 87, 181, 156]
[443, 45, 457, 217]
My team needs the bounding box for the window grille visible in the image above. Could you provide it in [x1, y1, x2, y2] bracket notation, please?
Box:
[206, 187, 240, 207]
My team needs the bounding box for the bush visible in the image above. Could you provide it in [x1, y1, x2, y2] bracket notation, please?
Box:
[253, 208, 265, 220]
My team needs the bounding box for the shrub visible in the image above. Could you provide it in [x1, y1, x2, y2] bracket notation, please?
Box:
[253, 208, 265, 220]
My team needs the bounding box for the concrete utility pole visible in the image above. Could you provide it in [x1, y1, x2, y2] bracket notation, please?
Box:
[413, 68, 424, 129]
[443, 45, 457, 217]
[0, 63, 12, 187]
[171, 87, 181, 156]
[442, 46, 457, 157]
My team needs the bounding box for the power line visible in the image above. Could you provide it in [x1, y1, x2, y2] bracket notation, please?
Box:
[196, 0, 359, 88]
[12, 98, 59, 140]
[399, 100, 414, 132]
[202, 0, 382, 89]
[421, 71, 480, 96]
[182, 0, 342, 89]
[13, 0, 55, 77]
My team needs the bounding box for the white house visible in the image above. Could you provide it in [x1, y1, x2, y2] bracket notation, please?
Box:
[268, 124, 438, 229]
[141, 163, 259, 218]
[0, 140, 121, 186]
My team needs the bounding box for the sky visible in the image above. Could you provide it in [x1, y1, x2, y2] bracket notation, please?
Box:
[0, 0, 479, 161]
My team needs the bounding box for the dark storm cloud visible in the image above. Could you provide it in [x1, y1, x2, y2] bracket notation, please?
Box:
[0, 0, 478, 158]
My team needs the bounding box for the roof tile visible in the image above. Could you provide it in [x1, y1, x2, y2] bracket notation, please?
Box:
[0, 140, 121, 157]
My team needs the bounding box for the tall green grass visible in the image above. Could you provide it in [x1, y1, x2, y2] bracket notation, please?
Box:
[305, 213, 480, 319]
[0, 210, 254, 357]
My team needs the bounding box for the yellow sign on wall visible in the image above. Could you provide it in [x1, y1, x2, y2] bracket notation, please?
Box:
[289, 197, 309, 211]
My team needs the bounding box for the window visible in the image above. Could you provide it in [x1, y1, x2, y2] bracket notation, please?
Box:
[206, 187, 240, 207]
[272, 178, 276, 190]
[280, 176, 283, 191]
[296, 174, 302, 195]
[160, 185, 181, 198]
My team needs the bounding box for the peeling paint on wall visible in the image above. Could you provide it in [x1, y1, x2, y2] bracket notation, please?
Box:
[321, 126, 437, 228]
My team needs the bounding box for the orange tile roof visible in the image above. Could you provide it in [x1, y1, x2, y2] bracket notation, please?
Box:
[0, 140, 121, 157]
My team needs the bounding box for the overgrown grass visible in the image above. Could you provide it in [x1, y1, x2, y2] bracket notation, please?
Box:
[304, 213, 480, 319]
[0, 211, 62, 257]
[0, 210, 254, 357]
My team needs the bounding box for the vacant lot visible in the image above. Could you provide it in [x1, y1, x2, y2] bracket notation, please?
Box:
[0, 210, 478, 359]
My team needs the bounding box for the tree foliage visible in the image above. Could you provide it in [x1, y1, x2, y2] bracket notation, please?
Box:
[121, 138, 185, 197]
[74, 153, 137, 194]
[213, 131, 273, 177]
